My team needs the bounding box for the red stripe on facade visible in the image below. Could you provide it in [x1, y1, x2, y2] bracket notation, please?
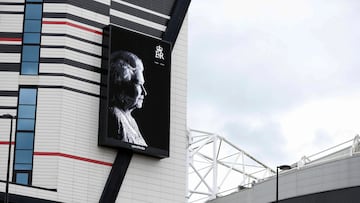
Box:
[0, 38, 22, 42]
[34, 152, 112, 166]
[42, 21, 103, 35]
[0, 141, 15, 145]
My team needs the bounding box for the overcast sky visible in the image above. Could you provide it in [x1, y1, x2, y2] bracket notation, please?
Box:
[187, 0, 360, 167]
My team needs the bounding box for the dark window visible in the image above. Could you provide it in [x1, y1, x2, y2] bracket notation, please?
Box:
[18, 88, 37, 104]
[15, 132, 34, 149]
[18, 105, 36, 119]
[17, 119, 35, 131]
[25, 4, 42, 20]
[23, 33, 40, 44]
[15, 150, 33, 164]
[24, 20, 42, 33]
[21, 1, 43, 75]
[14, 88, 37, 185]
[21, 62, 39, 75]
[16, 173, 29, 185]
[22, 45, 40, 62]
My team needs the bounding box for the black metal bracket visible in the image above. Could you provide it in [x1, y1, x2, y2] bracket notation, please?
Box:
[99, 149, 133, 203]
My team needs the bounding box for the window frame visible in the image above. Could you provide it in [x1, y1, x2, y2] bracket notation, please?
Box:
[13, 87, 38, 185]
[21, 1, 43, 75]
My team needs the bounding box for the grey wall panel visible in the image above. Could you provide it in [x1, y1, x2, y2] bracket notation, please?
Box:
[44, 0, 110, 15]
[111, 1, 168, 25]
[110, 16, 163, 38]
[280, 186, 360, 203]
[121, 0, 176, 15]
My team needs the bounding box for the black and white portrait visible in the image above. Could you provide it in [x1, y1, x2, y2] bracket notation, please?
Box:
[99, 25, 171, 158]
[108, 51, 148, 147]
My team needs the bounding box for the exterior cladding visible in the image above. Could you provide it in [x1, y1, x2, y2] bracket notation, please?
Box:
[208, 154, 360, 203]
[0, 0, 188, 202]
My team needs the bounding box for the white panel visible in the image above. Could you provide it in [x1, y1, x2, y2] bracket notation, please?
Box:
[41, 35, 67, 46]
[0, 40, 22, 45]
[18, 75, 62, 86]
[54, 89, 116, 202]
[42, 3, 68, 13]
[32, 89, 61, 189]
[34, 89, 62, 152]
[64, 48, 101, 67]
[0, 14, 23, 32]
[0, 5, 23, 12]
[67, 4, 109, 25]
[44, 4, 109, 25]
[32, 156, 58, 189]
[39, 47, 65, 58]
[42, 18, 103, 33]
[0, 53, 21, 63]
[0, 72, 19, 91]
[39, 63, 101, 83]
[0, 97, 17, 107]
[41, 22, 103, 44]
[10, 184, 58, 201]
[40, 47, 101, 68]
[65, 37, 102, 56]
[0, 110, 16, 118]
[94, 0, 111, 5]
[59, 90, 114, 161]
[57, 158, 112, 202]
[41, 35, 102, 56]
[1, 0, 24, 2]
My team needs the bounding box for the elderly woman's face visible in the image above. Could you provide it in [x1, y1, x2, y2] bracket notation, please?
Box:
[117, 61, 147, 111]
[112, 52, 148, 111]
[130, 69, 147, 109]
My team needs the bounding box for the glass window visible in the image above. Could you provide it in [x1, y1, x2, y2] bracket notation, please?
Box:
[23, 33, 40, 44]
[18, 105, 36, 119]
[21, 62, 38, 75]
[15, 132, 34, 149]
[17, 118, 35, 131]
[16, 173, 29, 185]
[15, 150, 33, 164]
[25, 4, 42, 20]
[19, 89, 37, 105]
[15, 163, 32, 170]
[15, 88, 37, 186]
[27, 0, 43, 2]
[24, 20, 41, 32]
[22, 45, 40, 62]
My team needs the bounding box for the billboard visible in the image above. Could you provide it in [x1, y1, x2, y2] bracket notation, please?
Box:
[99, 25, 171, 158]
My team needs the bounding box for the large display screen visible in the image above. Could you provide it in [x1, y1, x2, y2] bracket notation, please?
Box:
[99, 25, 171, 158]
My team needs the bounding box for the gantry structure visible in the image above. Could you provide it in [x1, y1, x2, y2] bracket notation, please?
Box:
[187, 129, 275, 203]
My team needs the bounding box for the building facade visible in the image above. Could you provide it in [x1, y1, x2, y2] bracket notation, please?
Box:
[0, 0, 190, 202]
[208, 144, 360, 203]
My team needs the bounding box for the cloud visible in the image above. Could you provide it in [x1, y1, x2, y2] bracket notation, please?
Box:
[188, 0, 360, 166]
[222, 119, 291, 167]
[279, 96, 360, 158]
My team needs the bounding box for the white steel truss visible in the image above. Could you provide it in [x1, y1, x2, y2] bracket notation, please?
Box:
[187, 129, 275, 203]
